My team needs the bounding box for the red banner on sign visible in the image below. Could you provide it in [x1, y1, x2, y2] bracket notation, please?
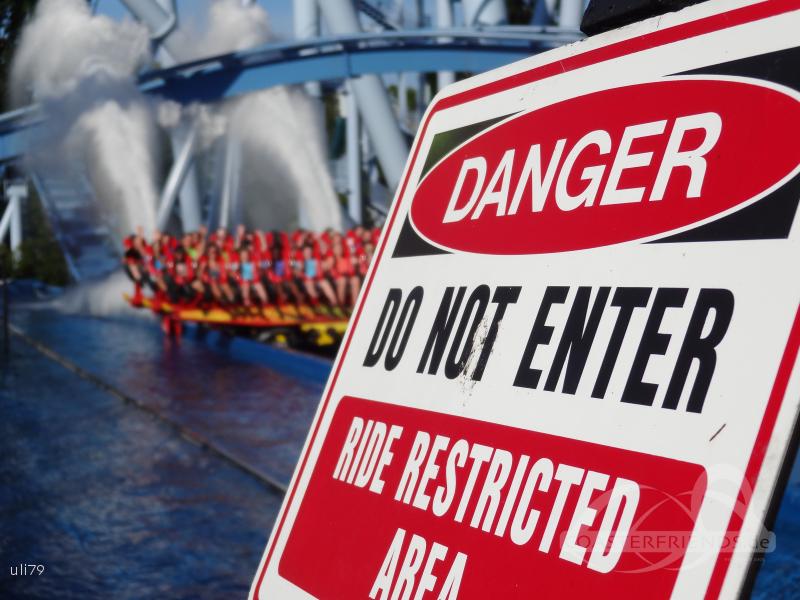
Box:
[410, 79, 800, 255]
[279, 397, 707, 599]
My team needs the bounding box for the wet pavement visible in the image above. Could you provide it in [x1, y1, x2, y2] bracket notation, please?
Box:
[1, 300, 798, 598]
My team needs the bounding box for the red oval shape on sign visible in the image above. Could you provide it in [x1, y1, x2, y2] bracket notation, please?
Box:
[409, 79, 800, 254]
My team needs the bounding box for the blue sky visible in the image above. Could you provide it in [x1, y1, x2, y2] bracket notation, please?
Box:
[97, 0, 295, 39]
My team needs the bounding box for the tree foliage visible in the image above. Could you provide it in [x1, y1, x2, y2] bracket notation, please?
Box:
[0, 185, 70, 286]
[506, 0, 535, 25]
[0, 0, 38, 107]
[0, 1, 69, 286]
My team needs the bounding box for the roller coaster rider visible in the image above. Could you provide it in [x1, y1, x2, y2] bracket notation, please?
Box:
[124, 225, 383, 317]
[123, 231, 149, 303]
[237, 246, 270, 309]
[164, 246, 196, 305]
[198, 244, 231, 306]
[301, 242, 339, 313]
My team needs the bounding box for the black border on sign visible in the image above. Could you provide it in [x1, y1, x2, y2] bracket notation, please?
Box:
[741, 405, 800, 598]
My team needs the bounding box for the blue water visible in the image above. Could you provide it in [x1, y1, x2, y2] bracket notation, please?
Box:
[753, 478, 800, 599]
[0, 299, 326, 599]
[11, 308, 324, 486]
[0, 295, 798, 598]
[0, 340, 281, 599]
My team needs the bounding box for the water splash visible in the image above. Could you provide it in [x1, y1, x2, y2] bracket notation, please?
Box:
[52, 270, 142, 318]
[12, 0, 159, 236]
[182, 0, 273, 58]
[227, 88, 343, 231]
[10, 0, 343, 317]
[183, 0, 344, 231]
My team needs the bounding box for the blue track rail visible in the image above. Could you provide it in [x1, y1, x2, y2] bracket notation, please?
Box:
[0, 27, 582, 163]
[139, 27, 582, 102]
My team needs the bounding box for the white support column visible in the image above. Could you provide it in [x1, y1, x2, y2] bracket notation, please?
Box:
[389, 0, 405, 24]
[345, 83, 362, 224]
[462, 0, 508, 25]
[294, 0, 322, 98]
[219, 136, 243, 230]
[9, 188, 22, 255]
[171, 123, 202, 232]
[0, 183, 26, 257]
[0, 200, 13, 246]
[119, 0, 180, 61]
[120, 0, 203, 235]
[2, 183, 27, 256]
[229, 142, 244, 227]
[412, 0, 425, 122]
[398, 72, 408, 127]
[318, 0, 409, 191]
[157, 126, 198, 231]
[413, 0, 425, 28]
[294, 0, 325, 227]
[559, 0, 585, 28]
[436, 0, 456, 90]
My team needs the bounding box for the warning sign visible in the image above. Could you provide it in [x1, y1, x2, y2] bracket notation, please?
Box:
[251, 1, 800, 598]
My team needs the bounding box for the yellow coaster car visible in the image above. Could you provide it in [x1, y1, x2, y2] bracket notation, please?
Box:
[125, 294, 349, 349]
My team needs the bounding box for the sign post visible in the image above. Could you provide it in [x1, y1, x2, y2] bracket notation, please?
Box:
[251, 1, 800, 598]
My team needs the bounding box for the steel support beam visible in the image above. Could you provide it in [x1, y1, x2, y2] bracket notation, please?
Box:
[463, 0, 508, 25]
[119, 0, 180, 61]
[560, 0, 586, 28]
[156, 125, 197, 231]
[398, 72, 409, 125]
[9, 190, 22, 254]
[411, 0, 425, 121]
[436, 0, 456, 90]
[0, 199, 13, 245]
[121, 0, 203, 235]
[219, 137, 242, 229]
[318, 0, 409, 191]
[1, 183, 25, 254]
[170, 123, 202, 232]
[294, 0, 322, 97]
[345, 83, 362, 224]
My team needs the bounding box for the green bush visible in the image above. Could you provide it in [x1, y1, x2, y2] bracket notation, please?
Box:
[0, 185, 70, 286]
[0, 244, 11, 280]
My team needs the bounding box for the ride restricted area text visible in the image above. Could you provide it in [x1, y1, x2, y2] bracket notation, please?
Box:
[279, 396, 706, 599]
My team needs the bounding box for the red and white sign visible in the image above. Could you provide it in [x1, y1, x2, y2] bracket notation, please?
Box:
[251, 2, 800, 598]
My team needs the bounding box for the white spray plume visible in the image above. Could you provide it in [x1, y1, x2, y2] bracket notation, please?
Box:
[68, 100, 160, 235]
[13, 0, 342, 245]
[159, 100, 227, 150]
[183, 0, 344, 231]
[11, 0, 149, 104]
[184, 0, 272, 59]
[228, 88, 344, 231]
[12, 0, 159, 236]
[157, 100, 183, 130]
[53, 270, 145, 318]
